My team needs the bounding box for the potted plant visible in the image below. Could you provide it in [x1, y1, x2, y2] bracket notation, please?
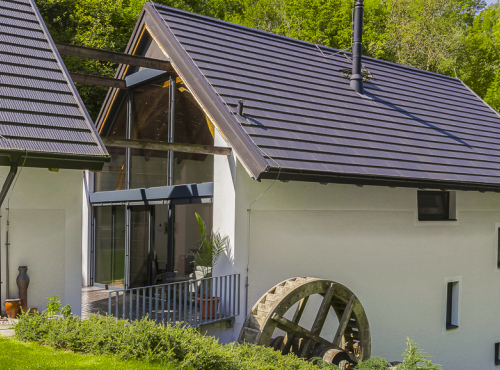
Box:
[190, 213, 229, 318]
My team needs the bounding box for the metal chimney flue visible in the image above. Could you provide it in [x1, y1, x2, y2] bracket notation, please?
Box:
[350, 0, 364, 95]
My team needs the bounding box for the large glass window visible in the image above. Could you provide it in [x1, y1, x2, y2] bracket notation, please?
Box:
[130, 82, 170, 189]
[129, 206, 151, 288]
[94, 206, 126, 288]
[96, 76, 214, 192]
[173, 203, 213, 277]
[173, 85, 214, 185]
[94, 96, 127, 192]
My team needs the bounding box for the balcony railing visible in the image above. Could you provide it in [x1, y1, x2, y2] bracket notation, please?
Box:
[107, 274, 240, 326]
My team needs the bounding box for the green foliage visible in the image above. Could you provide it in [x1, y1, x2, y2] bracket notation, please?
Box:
[396, 339, 441, 370]
[14, 313, 322, 370]
[35, 0, 500, 115]
[0, 336, 175, 369]
[190, 212, 230, 278]
[44, 296, 62, 316]
[310, 357, 341, 369]
[356, 356, 391, 370]
[43, 296, 72, 317]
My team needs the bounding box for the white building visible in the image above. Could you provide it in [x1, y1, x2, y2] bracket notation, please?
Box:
[86, 2, 500, 368]
[0, 0, 109, 315]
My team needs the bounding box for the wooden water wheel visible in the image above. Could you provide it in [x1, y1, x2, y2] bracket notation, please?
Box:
[238, 277, 370, 367]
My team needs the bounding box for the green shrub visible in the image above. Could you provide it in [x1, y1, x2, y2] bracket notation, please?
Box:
[15, 313, 320, 370]
[396, 339, 441, 370]
[14, 299, 441, 370]
[356, 356, 391, 370]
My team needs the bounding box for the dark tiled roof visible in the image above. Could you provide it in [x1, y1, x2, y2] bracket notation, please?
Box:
[102, 4, 500, 189]
[0, 0, 108, 169]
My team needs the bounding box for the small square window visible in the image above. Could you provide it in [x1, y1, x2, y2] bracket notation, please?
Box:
[495, 342, 500, 365]
[418, 191, 455, 221]
[446, 281, 459, 330]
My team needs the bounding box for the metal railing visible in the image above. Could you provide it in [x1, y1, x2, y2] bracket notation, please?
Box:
[108, 274, 240, 326]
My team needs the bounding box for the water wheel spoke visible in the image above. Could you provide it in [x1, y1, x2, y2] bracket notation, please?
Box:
[299, 282, 336, 358]
[282, 296, 309, 355]
[272, 314, 339, 349]
[333, 294, 356, 348]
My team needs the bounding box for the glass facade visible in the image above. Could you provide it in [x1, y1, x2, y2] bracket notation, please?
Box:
[173, 203, 213, 277]
[94, 95, 127, 192]
[92, 36, 214, 289]
[129, 206, 151, 288]
[173, 85, 214, 185]
[130, 82, 170, 189]
[95, 76, 214, 193]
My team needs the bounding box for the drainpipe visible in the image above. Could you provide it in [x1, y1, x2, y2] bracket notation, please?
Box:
[350, 0, 364, 95]
[0, 160, 19, 303]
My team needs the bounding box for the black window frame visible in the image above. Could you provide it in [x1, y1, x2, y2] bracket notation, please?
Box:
[446, 281, 459, 330]
[417, 191, 454, 221]
[497, 228, 500, 268]
[495, 342, 500, 366]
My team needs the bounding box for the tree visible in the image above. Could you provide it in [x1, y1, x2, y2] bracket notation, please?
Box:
[457, 3, 500, 111]
[35, 0, 499, 115]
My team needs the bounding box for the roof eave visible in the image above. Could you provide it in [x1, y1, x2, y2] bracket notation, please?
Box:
[259, 168, 500, 193]
[30, 0, 109, 158]
[0, 151, 110, 171]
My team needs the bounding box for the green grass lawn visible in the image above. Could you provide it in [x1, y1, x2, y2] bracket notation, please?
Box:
[0, 337, 178, 369]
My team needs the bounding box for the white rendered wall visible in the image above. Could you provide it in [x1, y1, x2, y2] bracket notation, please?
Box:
[0, 167, 83, 316]
[212, 129, 241, 342]
[82, 170, 92, 287]
[213, 157, 500, 369]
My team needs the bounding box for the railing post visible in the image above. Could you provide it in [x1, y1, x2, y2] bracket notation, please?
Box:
[167, 284, 171, 324]
[214, 276, 219, 322]
[237, 274, 241, 316]
[194, 278, 198, 325]
[161, 286, 165, 324]
[115, 292, 119, 319]
[149, 287, 152, 319]
[155, 287, 159, 323]
[129, 289, 133, 321]
[142, 288, 146, 320]
[173, 281, 176, 324]
[136, 289, 139, 321]
[232, 274, 236, 318]
[123, 290, 126, 319]
[184, 281, 188, 323]
[108, 291, 112, 317]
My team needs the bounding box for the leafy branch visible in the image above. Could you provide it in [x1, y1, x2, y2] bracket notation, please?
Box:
[190, 213, 230, 278]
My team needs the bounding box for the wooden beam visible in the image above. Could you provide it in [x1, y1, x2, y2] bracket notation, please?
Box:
[272, 314, 338, 349]
[332, 295, 356, 348]
[69, 73, 127, 89]
[282, 297, 309, 355]
[300, 282, 336, 358]
[56, 43, 175, 72]
[101, 138, 232, 156]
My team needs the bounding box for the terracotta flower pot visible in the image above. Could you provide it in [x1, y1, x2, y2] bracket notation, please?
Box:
[197, 297, 220, 318]
[4, 299, 22, 318]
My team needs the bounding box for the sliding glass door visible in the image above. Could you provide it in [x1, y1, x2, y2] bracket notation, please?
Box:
[94, 206, 126, 288]
[129, 206, 152, 288]
[93, 202, 213, 289]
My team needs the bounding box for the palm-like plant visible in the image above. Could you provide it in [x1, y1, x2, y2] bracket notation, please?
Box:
[191, 213, 229, 279]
